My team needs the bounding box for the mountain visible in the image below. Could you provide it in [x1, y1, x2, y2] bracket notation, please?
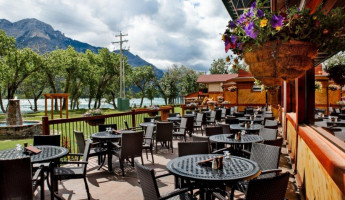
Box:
[0, 18, 164, 78]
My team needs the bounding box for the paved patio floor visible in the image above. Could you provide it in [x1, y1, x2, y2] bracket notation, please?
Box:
[35, 130, 300, 200]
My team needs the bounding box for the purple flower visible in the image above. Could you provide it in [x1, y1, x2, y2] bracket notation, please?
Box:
[244, 21, 258, 39]
[237, 14, 246, 24]
[246, 7, 254, 18]
[237, 42, 243, 50]
[271, 15, 284, 28]
[229, 21, 236, 29]
[257, 9, 264, 18]
[251, 1, 256, 9]
[230, 35, 237, 44]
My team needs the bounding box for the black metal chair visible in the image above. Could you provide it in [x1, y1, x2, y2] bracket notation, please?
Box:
[213, 172, 290, 200]
[221, 124, 231, 134]
[124, 120, 142, 130]
[155, 122, 174, 153]
[98, 124, 117, 132]
[113, 131, 144, 176]
[205, 126, 223, 137]
[264, 120, 278, 129]
[143, 124, 155, 164]
[33, 135, 60, 146]
[134, 160, 193, 200]
[194, 113, 204, 135]
[259, 128, 278, 141]
[53, 140, 92, 199]
[225, 117, 239, 125]
[74, 130, 107, 167]
[264, 137, 284, 147]
[173, 117, 188, 141]
[206, 111, 216, 126]
[215, 109, 222, 122]
[0, 157, 44, 200]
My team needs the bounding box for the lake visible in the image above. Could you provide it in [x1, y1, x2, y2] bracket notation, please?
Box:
[0, 97, 184, 114]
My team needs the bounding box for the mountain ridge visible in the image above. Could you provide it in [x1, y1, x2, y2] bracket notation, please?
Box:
[0, 18, 163, 78]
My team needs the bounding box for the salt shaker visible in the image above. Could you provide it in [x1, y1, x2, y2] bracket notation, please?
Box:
[212, 158, 218, 169]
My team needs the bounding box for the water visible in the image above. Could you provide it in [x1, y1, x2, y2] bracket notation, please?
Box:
[0, 97, 184, 114]
[0, 122, 39, 127]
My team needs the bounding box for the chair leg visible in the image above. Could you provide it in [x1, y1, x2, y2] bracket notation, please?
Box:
[156, 142, 158, 153]
[83, 177, 91, 200]
[145, 149, 148, 159]
[120, 159, 124, 176]
[141, 155, 144, 165]
[171, 141, 173, 153]
[150, 148, 154, 164]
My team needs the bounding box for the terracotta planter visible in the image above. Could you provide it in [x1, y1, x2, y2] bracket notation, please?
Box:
[244, 40, 317, 86]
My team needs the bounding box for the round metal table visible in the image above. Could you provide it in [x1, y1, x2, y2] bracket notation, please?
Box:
[237, 117, 264, 123]
[167, 154, 260, 199]
[0, 145, 69, 163]
[139, 122, 156, 128]
[209, 134, 264, 145]
[230, 124, 262, 132]
[167, 117, 182, 122]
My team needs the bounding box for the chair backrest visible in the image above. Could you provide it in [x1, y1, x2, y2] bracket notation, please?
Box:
[234, 106, 238, 112]
[225, 108, 231, 115]
[335, 108, 341, 113]
[246, 108, 254, 115]
[33, 135, 60, 146]
[205, 126, 223, 137]
[178, 142, 210, 157]
[144, 117, 152, 122]
[155, 122, 173, 142]
[259, 128, 278, 141]
[264, 138, 284, 147]
[124, 120, 130, 130]
[245, 172, 290, 200]
[185, 116, 194, 133]
[195, 113, 204, 126]
[234, 112, 244, 118]
[250, 143, 281, 171]
[221, 108, 226, 118]
[329, 107, 334, 113]
[264, 120, 278, 129]
[74, 130, 86, 153]
[154, 116, 161, 121]
[209, 111, 216, 122]
[225, 118, 239, 125]
[144, 125, 154, 146]
[179, 118, 188, 133]
[82, 140, 92, 173]
[121, 131, 144, 158]
[99, 124, 117, 132]
[221, 124, 231, 134]
[0, 157, 33, 200]
[135, 160, 160, 200]
[215, 110, 222, 121]
[169, 113, 178, 117]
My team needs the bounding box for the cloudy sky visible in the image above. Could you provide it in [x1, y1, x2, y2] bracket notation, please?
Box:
[0, 0, 230, 71]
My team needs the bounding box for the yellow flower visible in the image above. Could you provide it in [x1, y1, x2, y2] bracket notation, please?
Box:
[222, 34, 225, 41]
[313, 16, 317, 20]
[225, 56, 230, 62]
[275, 25, 281, 31]
[260, 18, 268, 27]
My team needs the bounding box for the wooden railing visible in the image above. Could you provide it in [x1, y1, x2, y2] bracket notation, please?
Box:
[41, 107, 173, 154]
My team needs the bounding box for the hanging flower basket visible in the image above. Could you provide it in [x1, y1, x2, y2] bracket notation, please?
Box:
[244, 40, 317, 85]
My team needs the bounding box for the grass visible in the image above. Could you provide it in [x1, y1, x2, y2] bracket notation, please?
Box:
[0, 107, 183, 151]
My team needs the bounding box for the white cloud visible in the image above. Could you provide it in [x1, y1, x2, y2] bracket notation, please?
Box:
[0, 0, 230, 71]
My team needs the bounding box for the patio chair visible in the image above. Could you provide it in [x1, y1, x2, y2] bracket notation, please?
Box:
[221, 124, 231, 134]
[185, 116, 195, 136]
[74, 130, 107, 167]
[264, 120, 278, 129]
[53, 140, 92, 199]
[124, 120, 142, 131]
[194, 113, 204, 135]
[212, 172, 290, 200]
[144, 117, 153, 122]
[215, 109, 222, 122]
[178, 141, 210, 157]
[225, 117, 239, 125]
[98, 124, 117, 132]
[155, 122, 174, 153]
[206, 111, 216, 126]
[329, 107, 334, 114]
[134, 160, 194, 200]
[264, 138, 284, 147]
[169, 113, 178, 117]
[33, 135, 60, 146]
[234, 112, 244, 118]
[0, 157, 44, 200]
[113, 131, 144, 176]
[173, 117, 187, 141]
[205, 126, 223, 137]
[335, 108, 341, 114]
[143, 124, 155, 164]
[259, 128, 278, 141]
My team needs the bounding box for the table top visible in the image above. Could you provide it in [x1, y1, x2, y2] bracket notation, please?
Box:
[0, 145, 69, 163]
[139, 122, 156, 127]
[209, 134, 264, 144]
[237, 117, 264, 122]
[184, 114, 196, 117]
[167, 154, 260, 182]
[167, 117, 182, 121]
[230, 124, 262, 131]
[91, 131, 122, 140]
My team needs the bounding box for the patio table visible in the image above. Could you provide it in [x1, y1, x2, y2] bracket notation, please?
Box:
[139, 122, 156, 128]
[167, 117, 182, 122]
[230, 124, 262, 132]
[167, 154, 260, 200]
[91, 131, 125, 172]
[237, 117, 264, 123]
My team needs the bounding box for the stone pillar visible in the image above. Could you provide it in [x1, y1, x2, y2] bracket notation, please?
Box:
[6, 99, 23, 125]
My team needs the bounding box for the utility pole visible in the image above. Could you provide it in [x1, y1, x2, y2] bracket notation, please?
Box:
[112, 31, 128, 98]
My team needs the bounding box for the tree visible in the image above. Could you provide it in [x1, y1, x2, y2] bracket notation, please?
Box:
[209, 58, 228, 74]
[145, 83, 159, 106]
[130, 66, 155, 107]
[157, 65, 180, 105]
[179, 66, 201, 96]
[229, 63, 248, 74]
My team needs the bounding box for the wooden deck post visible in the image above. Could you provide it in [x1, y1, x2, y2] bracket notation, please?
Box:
[42, 116, 49, 135]
[131, 109, 136, 128]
